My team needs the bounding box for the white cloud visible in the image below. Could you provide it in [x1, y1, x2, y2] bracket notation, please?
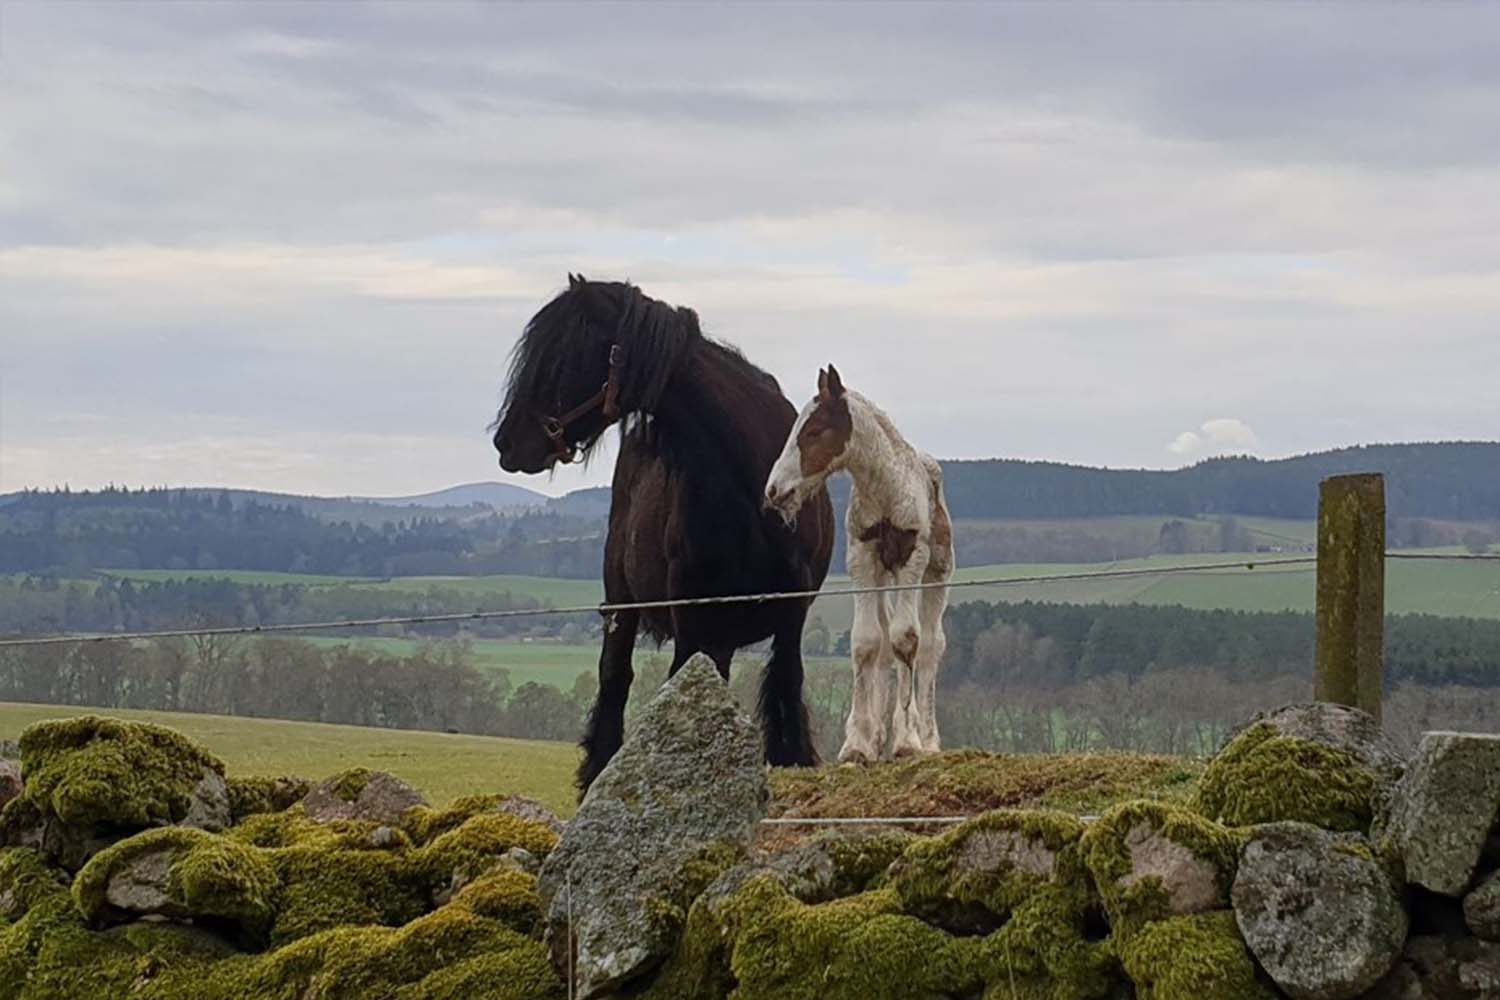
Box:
[1167, 432, 1203, 455]
[1166, 419, 1260, 459]
[3, 5, 1500, 494]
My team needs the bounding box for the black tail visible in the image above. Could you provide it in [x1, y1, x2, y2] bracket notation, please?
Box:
[759, 629, 820, 768]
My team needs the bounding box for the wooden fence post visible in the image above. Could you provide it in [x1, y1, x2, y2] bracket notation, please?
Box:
[1315, 473, 1386, 721]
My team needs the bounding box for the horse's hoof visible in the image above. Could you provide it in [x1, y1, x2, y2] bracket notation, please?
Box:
[892, 744, 921, 760]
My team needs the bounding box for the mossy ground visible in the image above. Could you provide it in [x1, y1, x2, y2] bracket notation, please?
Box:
[765, 750, 1201, 851]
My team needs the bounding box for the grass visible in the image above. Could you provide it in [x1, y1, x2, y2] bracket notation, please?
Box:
[0, 701, 582, 815]
[0, 702, 1207, 835]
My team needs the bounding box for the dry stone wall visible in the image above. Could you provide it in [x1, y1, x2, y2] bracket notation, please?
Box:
[2, 691, 1499, 1000]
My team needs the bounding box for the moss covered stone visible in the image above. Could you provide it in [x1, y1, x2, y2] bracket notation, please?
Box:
[1080, 801, 1241, 935]
[227, 777, 312, 824]
[392, 944, 563, 1000]
[448, 868, 544, 937]
[74, 827, 279, 934]
[403, 794, 562, 847]
[6, 716, 225, 835]
[725, 879, 978, 1000]
[891, 809, 1087, 931]
[1194, 723, 1377, 832]
[230, 810, 411, 853]
[0, 849, 69, 921]
[415, 813, 557, 879]
[268, 845, 426, 946]
[1117, 911, 1275, 1000]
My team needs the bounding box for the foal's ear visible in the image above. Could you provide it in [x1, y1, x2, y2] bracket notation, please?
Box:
[568, 272, 585, 290]
[817, 367, 829, 399]
[825, 364, 846, 400]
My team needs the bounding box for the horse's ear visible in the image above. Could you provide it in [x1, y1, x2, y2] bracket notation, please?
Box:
[568, 273, 587, 290]
[826, 364, 846, 400]
[816, 367, 829, 401]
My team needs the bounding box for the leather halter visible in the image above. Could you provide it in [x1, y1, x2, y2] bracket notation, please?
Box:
[541, 343, 625, 464]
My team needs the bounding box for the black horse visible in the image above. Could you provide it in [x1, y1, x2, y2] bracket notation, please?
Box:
[492, 276, 835, 794]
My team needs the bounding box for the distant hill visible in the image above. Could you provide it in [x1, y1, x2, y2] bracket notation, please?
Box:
[353, 482, 548, 511]
[545, 487, 612, 518]
[933, 442, 1500, 521]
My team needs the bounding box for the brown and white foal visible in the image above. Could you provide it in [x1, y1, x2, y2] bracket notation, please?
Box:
[764, 365, 953, 762]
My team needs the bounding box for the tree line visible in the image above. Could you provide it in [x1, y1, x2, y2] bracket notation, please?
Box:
[938, 600, 1500, 690]
[0, 574, 596, 639]
[0, 487, 604, 578]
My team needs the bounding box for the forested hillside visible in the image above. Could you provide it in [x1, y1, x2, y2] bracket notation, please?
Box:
[3, 442, 1495, 579]
[938, 442, 1500, 519]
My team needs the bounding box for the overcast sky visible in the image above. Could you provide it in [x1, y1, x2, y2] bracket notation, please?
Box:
[3, 3, 1498, 498]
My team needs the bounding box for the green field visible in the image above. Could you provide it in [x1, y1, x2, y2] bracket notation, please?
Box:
[101, 546, 1500, 639]
[99, 569, 380, 587]
[0, 701, 580, 814]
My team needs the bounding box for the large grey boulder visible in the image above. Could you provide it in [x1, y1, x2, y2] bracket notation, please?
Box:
[1359, 935, 1500, 999]
[1379, 731, 1500, 896]
[301, 768, 428, 826]
[537, 654, 767, 1000]
[1466, 870, 1500, 942]
[1233, 822, 1406, 1000]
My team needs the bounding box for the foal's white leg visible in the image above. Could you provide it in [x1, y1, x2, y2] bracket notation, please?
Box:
[839, 589, 889, 764]
[915, 582, 948, 753]
[887, 545, 930, 759]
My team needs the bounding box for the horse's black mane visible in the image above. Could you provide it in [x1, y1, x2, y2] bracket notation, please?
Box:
[499, 279, 782, 467]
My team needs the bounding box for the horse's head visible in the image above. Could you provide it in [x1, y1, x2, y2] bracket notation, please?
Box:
[765, 364, 853, 523]
[492, 275, 642, 474]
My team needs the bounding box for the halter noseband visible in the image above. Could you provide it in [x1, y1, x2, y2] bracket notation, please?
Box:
[541, 343, 625, 464]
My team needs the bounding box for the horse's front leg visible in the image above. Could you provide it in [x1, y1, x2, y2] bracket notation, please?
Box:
[577, 608, 639, 798]
[887, 543, 931, 759]
[838, 588, 889, 765]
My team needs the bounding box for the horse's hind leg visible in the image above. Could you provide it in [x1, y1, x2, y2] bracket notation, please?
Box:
[577, 608, 639, 797]
[762, 613, 819, 768]
[915, 584, 948, 754]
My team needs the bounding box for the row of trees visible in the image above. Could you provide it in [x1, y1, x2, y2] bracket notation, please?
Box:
[939, 601, 1500, 689]
[1, 636, 1490, 760]
[0, 575, 596, 639]
[0, 488, 606, 578]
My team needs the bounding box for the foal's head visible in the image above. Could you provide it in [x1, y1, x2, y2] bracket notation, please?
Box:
[764, 364, 854, 523]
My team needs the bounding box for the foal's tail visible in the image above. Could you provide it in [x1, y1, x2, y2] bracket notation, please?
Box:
[760, 630, 821, 768]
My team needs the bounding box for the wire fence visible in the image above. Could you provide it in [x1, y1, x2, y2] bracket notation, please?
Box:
[0, 550, 1494, 651]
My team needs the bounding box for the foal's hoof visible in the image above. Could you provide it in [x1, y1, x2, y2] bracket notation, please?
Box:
[892, 743, 922, 760]
[837, 746, 876, 766]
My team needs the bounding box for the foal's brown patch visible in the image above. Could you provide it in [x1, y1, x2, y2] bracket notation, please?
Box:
[796, 394, 852, 477]
[858, 518, 919, 574]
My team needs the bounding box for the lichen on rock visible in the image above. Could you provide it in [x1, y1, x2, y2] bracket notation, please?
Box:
[1231, 822, 1405, 1000]
[1081, 800, 1240, 935]
[538, 654, 767, 999]
[1194, 722, 1378, 832]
